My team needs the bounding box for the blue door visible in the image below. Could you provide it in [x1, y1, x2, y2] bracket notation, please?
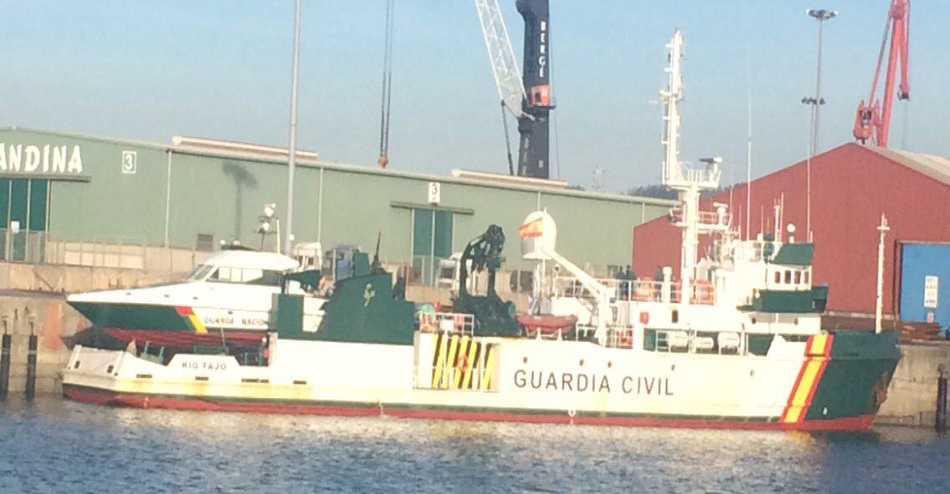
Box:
[899, 243, 950, 333]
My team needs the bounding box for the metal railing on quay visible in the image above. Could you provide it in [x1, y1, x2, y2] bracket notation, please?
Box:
[44, 234, 148, 270]
[0, 229, 48, 264]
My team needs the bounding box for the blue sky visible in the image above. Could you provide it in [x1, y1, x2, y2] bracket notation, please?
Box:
[2, 1, 947, 192]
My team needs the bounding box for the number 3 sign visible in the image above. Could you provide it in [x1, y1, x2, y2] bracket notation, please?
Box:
[121, 150, 137, 175]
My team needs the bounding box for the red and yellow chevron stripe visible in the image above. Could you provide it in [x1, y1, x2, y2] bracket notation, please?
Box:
[781, 333, 833, 424]
[175, 306, 208, 335]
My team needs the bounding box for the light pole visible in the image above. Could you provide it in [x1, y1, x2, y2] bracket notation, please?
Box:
[257, 203, 278, 252]
[803, 8, 836, 242]
[806, 8, 836, 154]
[875, 213, 890, 334]
[284, 0, 302, 256]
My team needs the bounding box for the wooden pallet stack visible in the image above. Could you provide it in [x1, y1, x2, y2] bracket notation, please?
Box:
[821, 314, 946, 343]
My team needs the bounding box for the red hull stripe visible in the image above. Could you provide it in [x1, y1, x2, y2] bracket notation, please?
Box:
[62, 384, 875, 432]
[103, 328, 265, 349]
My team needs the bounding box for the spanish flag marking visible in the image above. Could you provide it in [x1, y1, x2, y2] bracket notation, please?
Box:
[780, 334, 834, 424]
[807, 333, 832, 357]
[175, 306, 207, 335]
[519, 219, 543, 238]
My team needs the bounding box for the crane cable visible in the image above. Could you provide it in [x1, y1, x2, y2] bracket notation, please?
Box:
[377, 0, 395, 169]
[500, 101, 515, 175]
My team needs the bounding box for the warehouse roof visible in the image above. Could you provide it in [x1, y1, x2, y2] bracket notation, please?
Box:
[0, 126, 676, 207]
[866, 145, 950, 187]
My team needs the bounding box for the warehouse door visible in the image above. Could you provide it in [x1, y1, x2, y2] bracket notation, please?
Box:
[0, 178, 48, 262]
[899, 243, 950, 332]
[412, 208, 453, 285]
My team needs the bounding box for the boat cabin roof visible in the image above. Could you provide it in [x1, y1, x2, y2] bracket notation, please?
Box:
[772, 243, 814, 266]
[187, 250, 299, 281]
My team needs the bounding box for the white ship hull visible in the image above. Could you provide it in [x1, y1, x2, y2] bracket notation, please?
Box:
[62, 329, 896, 431]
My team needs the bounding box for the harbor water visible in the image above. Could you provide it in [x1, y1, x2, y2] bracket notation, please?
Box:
[2, 397, 948, 493]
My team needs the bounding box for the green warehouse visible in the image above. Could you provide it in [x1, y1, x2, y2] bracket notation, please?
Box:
[0, 127, 672, 285]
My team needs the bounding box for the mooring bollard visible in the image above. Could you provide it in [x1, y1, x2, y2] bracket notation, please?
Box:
[0, 331, 10, 400]
[937, 364, 948, 432]
[25, 329, 37, 400]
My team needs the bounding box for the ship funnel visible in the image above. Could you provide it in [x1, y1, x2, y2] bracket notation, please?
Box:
[520, 210, 557, 260]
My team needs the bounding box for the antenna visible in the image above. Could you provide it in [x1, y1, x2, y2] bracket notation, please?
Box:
[746, 44, 753, 241]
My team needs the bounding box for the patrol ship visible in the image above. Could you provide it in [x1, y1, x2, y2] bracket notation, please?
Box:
[60, 203, 899, 430]
[60, 31, 899, 430]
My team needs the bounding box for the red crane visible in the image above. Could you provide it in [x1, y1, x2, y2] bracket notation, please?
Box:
[853, 0, 910, 148]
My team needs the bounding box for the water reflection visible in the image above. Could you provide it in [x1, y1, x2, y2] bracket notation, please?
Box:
[2, 398, 948, 494]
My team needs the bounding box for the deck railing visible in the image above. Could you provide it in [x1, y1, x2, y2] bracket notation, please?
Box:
[552, 277, 715, 305]
[418, 311, 475, 335]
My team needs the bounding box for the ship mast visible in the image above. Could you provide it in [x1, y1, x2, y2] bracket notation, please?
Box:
[659, 30, 726, 305]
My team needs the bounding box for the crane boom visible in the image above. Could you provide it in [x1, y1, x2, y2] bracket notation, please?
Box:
[474, 0, 527, 119]
[474, 0, 553, 179]
[853, 0, 910, 148]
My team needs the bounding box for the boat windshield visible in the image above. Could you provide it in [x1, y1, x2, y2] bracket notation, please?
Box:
[186, 264, 215, 281]
[206, 266, 283, 286]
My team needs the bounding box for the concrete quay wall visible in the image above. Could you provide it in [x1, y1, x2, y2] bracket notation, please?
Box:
[0, 293, 84, 395]
[877, 342, 950, 428]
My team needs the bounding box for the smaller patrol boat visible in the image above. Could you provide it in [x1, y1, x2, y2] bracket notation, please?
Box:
[67, 246, 327, 349]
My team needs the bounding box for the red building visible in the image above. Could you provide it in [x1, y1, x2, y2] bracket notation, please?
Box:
[632, 143, 950, 318]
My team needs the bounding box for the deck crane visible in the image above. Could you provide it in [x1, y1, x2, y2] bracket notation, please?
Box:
[473, 0, 553, 179]
[852, 0, 910, 148]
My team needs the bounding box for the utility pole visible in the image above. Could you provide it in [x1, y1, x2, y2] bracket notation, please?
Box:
[803, 8, 837, 242]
